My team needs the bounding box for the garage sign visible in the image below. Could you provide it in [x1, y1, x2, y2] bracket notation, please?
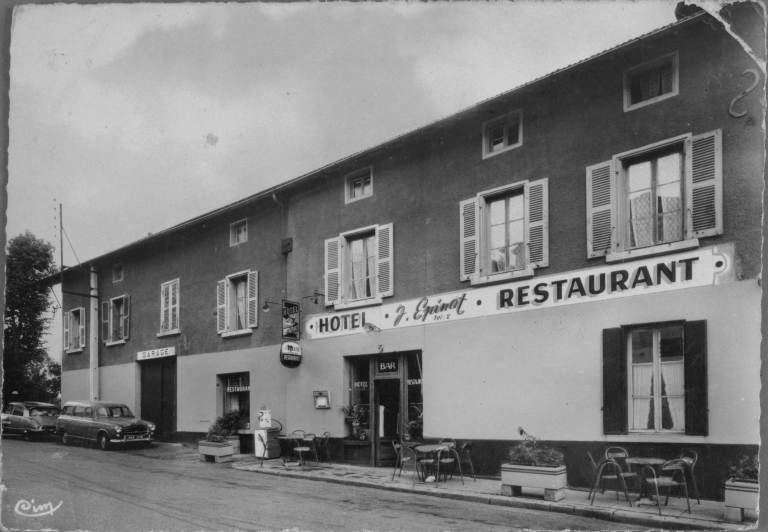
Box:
[137, 347, 176, 361]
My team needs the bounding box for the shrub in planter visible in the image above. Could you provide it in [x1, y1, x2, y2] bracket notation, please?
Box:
[199, 410, 248, 463]
[501, 427, 567, 502]
[724, 454, 759, 522]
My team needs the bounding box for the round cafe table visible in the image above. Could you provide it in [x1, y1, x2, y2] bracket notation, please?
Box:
[277, 435, 304, 464]
[412, 444, 463, 487]
[625, 457, 666, 501]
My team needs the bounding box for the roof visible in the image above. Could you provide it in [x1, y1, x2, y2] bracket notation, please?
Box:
[40, 11, 709, 287]
[61, 400, 130, 408]
[10, 402, 59, 408]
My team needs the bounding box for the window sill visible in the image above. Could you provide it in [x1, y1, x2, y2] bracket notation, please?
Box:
[345, 193, 373, 205]
[66, 348, 84, 354]
[608, 432, 704, 444]
[606, 239, 699, 263]
[156, 330, 181, 338]
[482, 141, 522, 160]
[624, 90, 679, 112]
[334, 297, 383, 310]
[105, 340, 126, 347]
[470, 267, 534, 287]
[221, 329, 253, 339]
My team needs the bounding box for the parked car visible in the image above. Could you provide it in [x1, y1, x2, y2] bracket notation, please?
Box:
[1, 401, 60, 441]
[57, 400, 155, 450]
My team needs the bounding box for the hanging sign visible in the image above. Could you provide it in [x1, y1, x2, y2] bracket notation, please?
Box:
[137, 347, 176, 361]
[304, 244, 734, 340]
[258, 409, 272, 428]
[280, 341, 302, 368]
[282, 300, 300, 340]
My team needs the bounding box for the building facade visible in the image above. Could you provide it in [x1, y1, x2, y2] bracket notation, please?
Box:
[51, 8, 764, 500]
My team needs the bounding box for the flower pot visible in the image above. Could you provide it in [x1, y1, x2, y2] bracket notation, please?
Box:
[198, 440, 234, 463]
[724, 479, 759, 522]
[501, 463, 567, 502]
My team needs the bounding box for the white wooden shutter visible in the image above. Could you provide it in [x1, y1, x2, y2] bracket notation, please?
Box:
[78, 307, 86, 348]
[459, 198, 478, 280]
[376, 224, 394, 297]
[247, 270, 259, 328]
[101, 301, 110, 343]
[217, 280, 227, 333]
[171, 281, 179, 331]
[161, 283, 170, 332]
[525, 178, 549, 268]
[64, 311, 70, 351]
[586, 160, 615, 258]
[122, 296, 130, 340]
[324, 237, 341, 306]
[685, 129, 722, 239]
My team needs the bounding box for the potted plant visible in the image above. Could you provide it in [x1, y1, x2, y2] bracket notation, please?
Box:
[724, 454, 759, 522]
[198, 410, 247, 463]
[341, 405, 369, 440]
[501, 427, 567, 502]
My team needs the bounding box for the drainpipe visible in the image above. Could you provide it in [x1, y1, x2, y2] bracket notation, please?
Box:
[90, 268, 99, 400]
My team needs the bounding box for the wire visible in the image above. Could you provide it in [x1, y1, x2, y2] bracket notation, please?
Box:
[62, 226, 82, 267]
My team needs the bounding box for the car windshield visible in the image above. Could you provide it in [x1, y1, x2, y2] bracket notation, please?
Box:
[29, 407, 59, 416]
[96, 406, 133, 418]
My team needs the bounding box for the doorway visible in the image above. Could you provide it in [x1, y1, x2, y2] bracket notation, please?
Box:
[374, 378, 400, 467]
[140, 356, 177, 438]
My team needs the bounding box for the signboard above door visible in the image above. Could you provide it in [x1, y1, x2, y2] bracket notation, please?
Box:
[137, 347, 176, 361]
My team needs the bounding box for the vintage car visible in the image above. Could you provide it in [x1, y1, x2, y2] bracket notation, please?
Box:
[1, 401, 60, 440]
[57, 400, 155, 450]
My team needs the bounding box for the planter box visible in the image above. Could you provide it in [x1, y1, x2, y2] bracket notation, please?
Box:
[501, 463, 568, 502]
[198, 441, 234, 463]
[724, 480, 759, 522]
[227, 435, 241, 454]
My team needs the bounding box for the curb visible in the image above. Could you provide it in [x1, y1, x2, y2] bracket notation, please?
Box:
[231, 464, 742, 531]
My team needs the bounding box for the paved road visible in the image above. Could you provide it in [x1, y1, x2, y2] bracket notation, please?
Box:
[1, 436, 638, 531]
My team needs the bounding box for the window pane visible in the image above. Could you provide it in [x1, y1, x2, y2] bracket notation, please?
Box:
[362, 175, 371, 194]
[508, 194, 524, 221]
[491, 248, 505, 272]
[489, 198, 505, 225]
[490, 224, 505, 250]
[628, 161, 652, 193]
[659, 325, 683, 361]
[632, 398, 653, 430]
[661, 396, 684, 430]
[490, 126, 504, 151]
[631, 330, 653, 364]
[661, 361, 684, 396]
[657, 153, 681, 185]
[506, 120, 520, 146]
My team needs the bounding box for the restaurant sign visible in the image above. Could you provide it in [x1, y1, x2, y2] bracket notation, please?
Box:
[304, 245, 733, 340]
[137, 347, 176, 361]
[226, 385, 250, 393]
[280, 341, 302, 368]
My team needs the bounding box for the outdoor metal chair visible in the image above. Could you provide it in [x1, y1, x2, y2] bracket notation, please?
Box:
[674, 450, 700, 504]
[391, 439, 414, 480]
[437, 438, 458, 480]
[316, 431, 331, 462]
[588, 452, 632, 506]
[604, 447, 639, 491]
[293, 433, 320, 467]
[458, 441, 476, 481]
[257, 433, 268, 468]
[643, 460, 692, 516]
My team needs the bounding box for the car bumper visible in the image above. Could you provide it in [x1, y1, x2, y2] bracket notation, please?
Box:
[113, 434, 152, 443]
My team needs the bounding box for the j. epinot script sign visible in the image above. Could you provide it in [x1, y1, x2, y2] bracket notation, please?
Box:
[304, 245, 733, 340]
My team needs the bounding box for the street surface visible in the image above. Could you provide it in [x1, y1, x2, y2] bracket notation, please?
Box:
[1, 436, 638, 531]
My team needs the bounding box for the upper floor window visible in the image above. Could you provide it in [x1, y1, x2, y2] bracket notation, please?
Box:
[602, 320, 708, 436]
[623, 51, 679, 112]
[482, 110, 522, 159]
[64, 307, 85, 353]
[216, 270, 258, 337]
[101, 295, 130, 345]
[460, 179, 548, 286]
[325, 223, 393, 309]
[230, 219, 248, 246]
[160, 279, 180, 335]
[586, 129, 722, 262]
[345, 168, 373, 204]
[113, 263, 124, 283]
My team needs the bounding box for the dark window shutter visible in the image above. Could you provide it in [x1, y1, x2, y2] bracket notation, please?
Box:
[684, 320, 708, 435]
[602, 327, 627, 434]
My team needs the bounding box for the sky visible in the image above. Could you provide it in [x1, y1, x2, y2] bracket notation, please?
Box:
[6, 1, 684, 359]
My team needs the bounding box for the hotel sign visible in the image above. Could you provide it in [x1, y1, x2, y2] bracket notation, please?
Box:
[304, 245, 733, 340]
[137, 347, 176, 361]
[282, 300, 300, 340]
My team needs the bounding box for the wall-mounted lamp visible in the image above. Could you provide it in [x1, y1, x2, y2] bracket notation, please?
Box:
[363, 322, 382, 333]
[313, 390, 331, 409]
[302, 290, 325, 306]
[262, 299, 281, 313]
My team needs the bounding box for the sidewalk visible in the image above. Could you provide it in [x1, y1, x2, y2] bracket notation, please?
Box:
[229, 454, 758, 531]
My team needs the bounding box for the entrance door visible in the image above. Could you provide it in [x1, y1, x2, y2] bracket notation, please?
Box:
[140, 356, 177, 438]
[374, 379, 400, 467]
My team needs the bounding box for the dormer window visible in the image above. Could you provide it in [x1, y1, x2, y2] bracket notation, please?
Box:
[113, 263, 124, 283]
[624, 52, 679, 112]
[482, 110, 523, 159]
[345, 168, 373, 204]
[230, 219, 248, 246]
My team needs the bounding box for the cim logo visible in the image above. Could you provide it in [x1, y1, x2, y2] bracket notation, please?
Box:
[14, 499, 63, 517]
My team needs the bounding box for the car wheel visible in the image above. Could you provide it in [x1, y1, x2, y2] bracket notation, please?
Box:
[23, 431, 32, 442]
[98, 433, 110, 451]
[60, 431, 68, 446]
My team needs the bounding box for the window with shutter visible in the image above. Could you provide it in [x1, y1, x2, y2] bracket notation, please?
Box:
[160, 279, 180, 335]
[217, 270, 258, 337]
[66, 308, 87, 352]
[602, 320, 708, 435]
[460, 178, 548, 285]
[324, 224, 394, 310]
[104, 295, 130, 346]
[587, 130, 722, 263]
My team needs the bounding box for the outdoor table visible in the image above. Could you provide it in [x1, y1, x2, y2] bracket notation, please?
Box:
[277, 435, 304, 464]
[625, 457, 667, 501]
[411, 444, 464, 487]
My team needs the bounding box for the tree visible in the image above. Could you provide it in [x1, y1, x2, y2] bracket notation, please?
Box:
[3, 231, 57, 404]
